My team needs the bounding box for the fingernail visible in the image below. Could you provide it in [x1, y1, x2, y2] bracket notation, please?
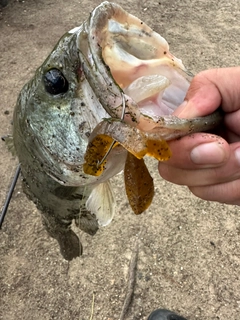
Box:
[173, 100, 188, 116]
[174, 100, 198, 118]
[191, 142, 226, 165]
[234, 147, 240, 166]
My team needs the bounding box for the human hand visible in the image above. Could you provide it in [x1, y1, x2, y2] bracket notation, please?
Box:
[158, 67, 240, 205]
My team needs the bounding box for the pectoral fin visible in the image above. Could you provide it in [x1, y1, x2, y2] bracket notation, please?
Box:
[86, 181, 116, 226]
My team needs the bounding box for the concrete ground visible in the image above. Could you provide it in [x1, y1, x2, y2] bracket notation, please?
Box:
[1, 0, 240, 319]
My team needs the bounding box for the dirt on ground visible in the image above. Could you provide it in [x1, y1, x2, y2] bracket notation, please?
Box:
[1, 0, 240, 319]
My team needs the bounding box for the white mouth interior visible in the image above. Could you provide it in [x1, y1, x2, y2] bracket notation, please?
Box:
[101, 17, 190, 117]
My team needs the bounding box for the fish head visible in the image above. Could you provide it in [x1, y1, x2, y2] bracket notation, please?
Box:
[13, 27, 127, 187]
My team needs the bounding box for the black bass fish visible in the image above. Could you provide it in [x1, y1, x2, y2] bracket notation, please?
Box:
[13, 1, 221, 260]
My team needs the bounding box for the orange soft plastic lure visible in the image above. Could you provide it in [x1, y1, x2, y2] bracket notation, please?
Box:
[83, 120, 172, 214]
[83, 120, 172, 176]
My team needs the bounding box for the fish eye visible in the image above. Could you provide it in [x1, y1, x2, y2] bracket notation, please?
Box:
[43, 68, 69, 95]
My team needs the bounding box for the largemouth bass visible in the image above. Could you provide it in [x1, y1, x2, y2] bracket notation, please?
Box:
[13, 1, 221, 260]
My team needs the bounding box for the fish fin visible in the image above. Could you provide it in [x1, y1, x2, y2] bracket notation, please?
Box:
[124, 152, 154, 214]
[75, 210, 99, 236]
[1, 135, 16, 156]
[41, 214, 82, 261]
[86, 181, 115, 226]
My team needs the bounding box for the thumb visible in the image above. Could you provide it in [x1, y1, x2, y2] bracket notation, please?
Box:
[174, 67, 240, 118]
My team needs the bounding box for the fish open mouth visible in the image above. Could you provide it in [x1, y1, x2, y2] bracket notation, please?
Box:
[85, 1, 191, 122]
[81, 2, 222, 178]
[78, 2, 190, 179]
